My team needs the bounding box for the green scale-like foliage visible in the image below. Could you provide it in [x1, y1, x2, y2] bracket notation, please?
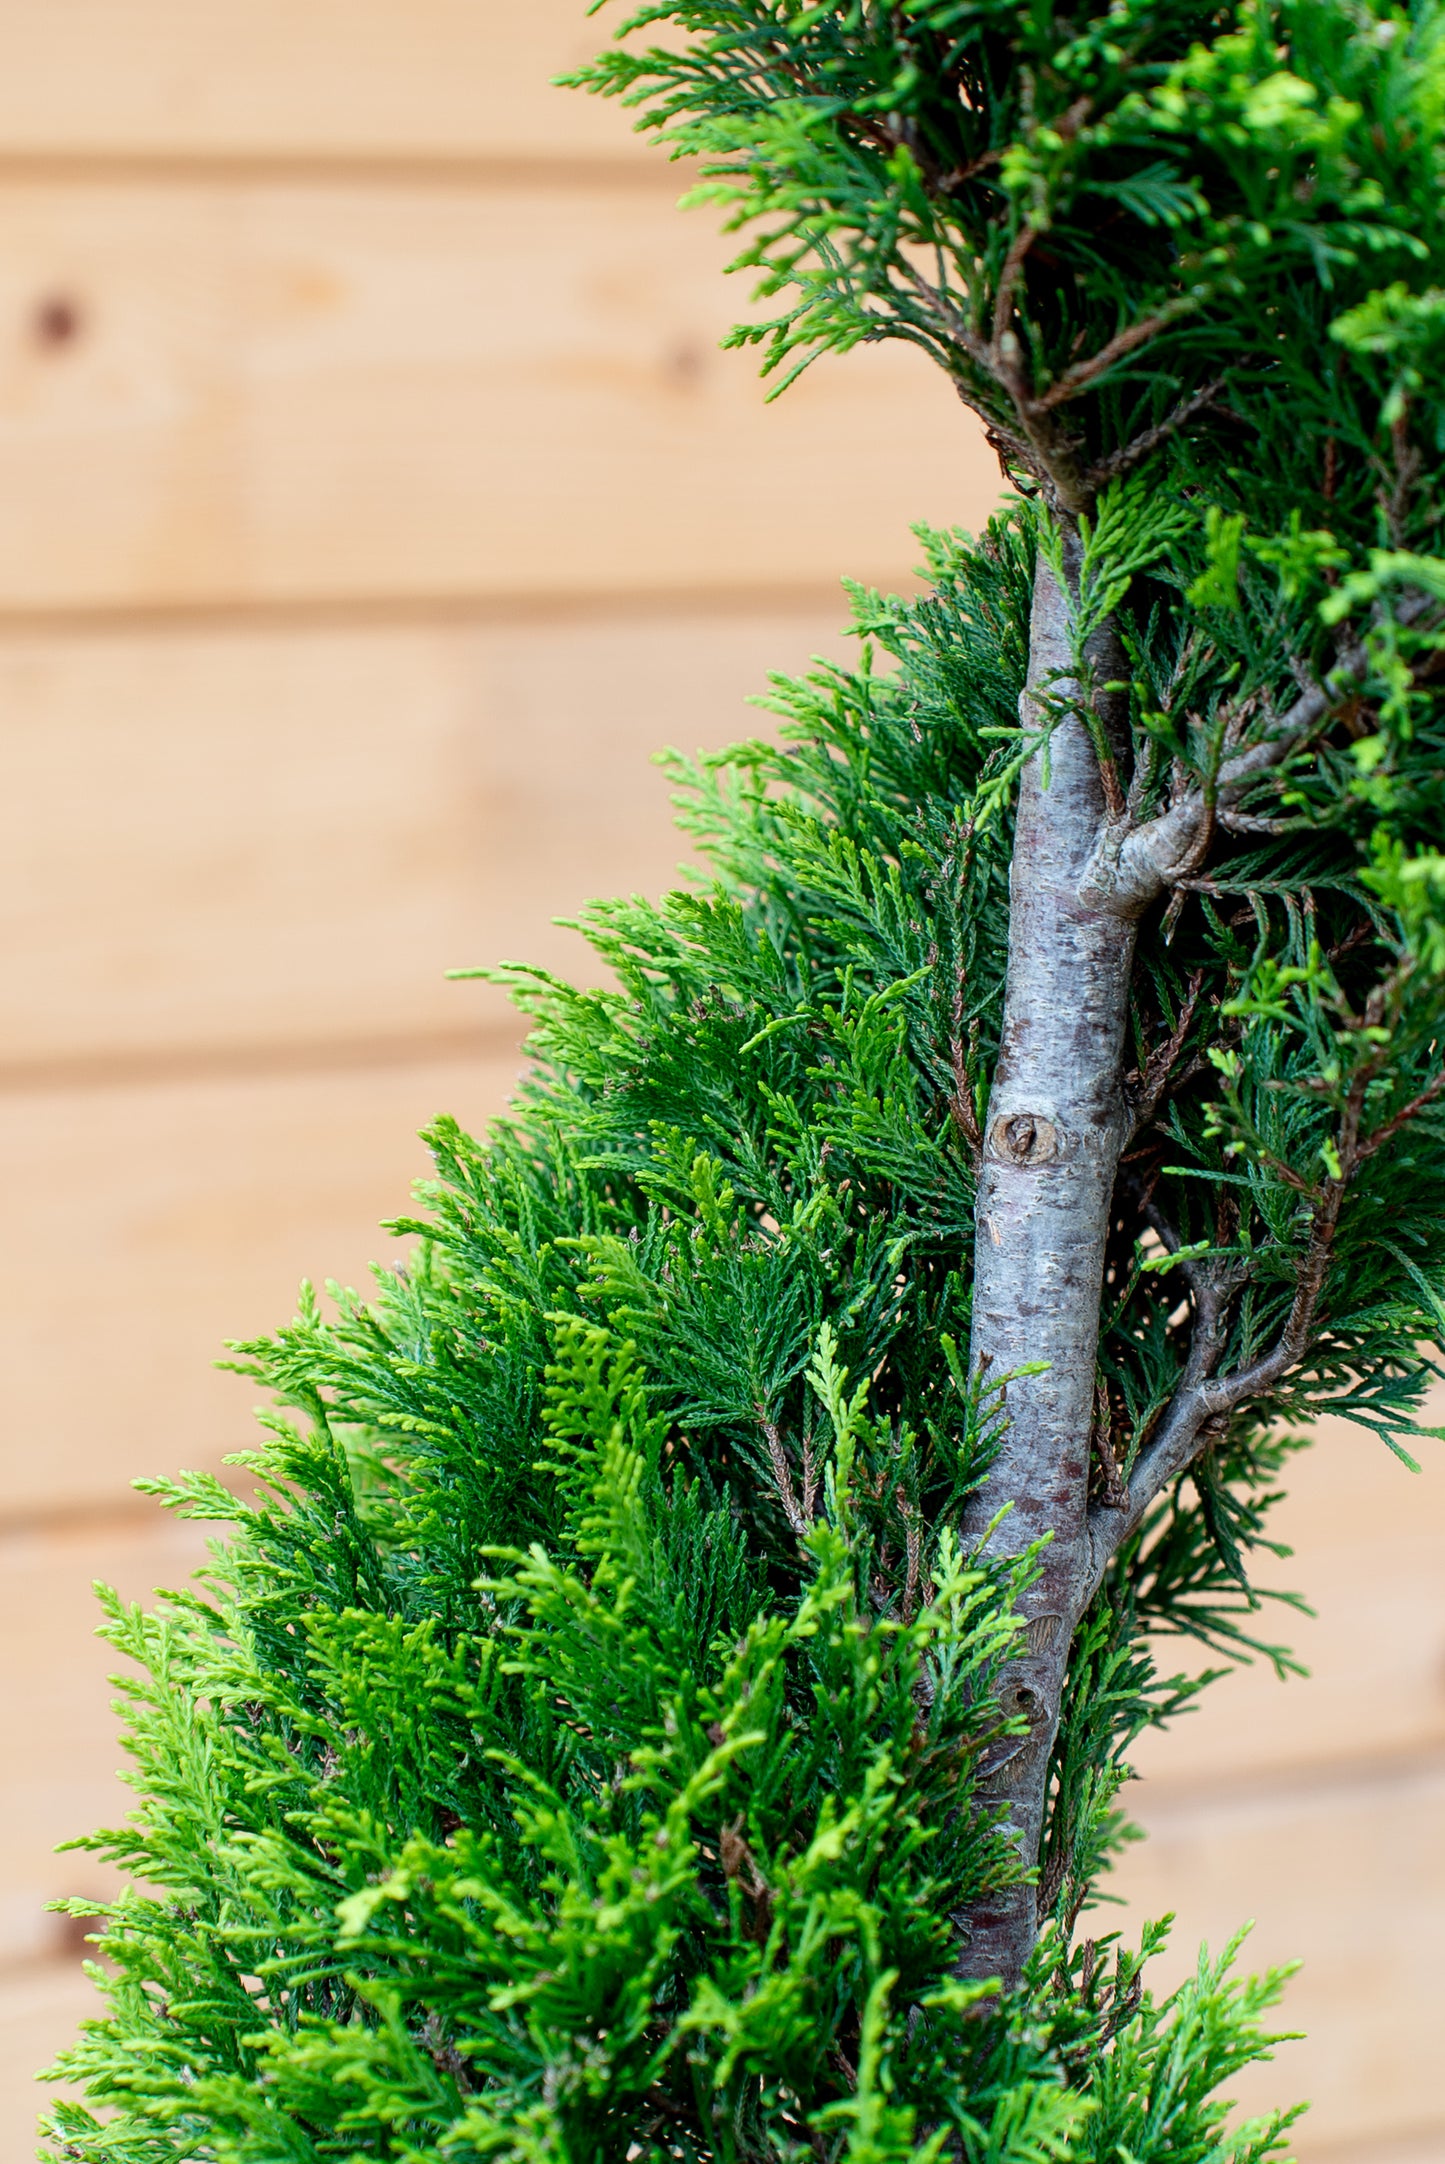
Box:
[568, 0, 1445, 521]
[32, 526, 1283, 2162]
[42, 0, 1445, 2157]
[43, 506, 1445, 2161]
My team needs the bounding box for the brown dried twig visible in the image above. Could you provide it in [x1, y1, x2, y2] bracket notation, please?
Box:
[1029, 298, 1198, 412]
[758, 1409, 818, 1537]
[1356, 1065, 1445, 1163]
[1091, 1379, 1131, 1511]
[1125, 970, 1204, 1140]
[719, 1819, 774, 1943]
[1083, 379, 1226, 491]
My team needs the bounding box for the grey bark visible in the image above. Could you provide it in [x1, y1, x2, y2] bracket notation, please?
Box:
[956, 542, 1423, 1991]
[959, 543, 1138, 1988]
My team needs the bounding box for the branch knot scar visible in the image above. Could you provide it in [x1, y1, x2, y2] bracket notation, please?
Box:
[989, 1112, 1062, 1165]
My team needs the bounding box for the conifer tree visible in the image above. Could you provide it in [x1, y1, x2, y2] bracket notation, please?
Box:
[42, 4, 1445, 2160]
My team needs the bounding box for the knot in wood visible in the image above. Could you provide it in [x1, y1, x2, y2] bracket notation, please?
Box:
[1004, 1680, 1044, 1729]
[990, 1111, 1061, 1166]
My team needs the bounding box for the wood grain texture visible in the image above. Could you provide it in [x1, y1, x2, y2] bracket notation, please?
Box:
[0, 10, 1438, 2154]
[1114, 1754, 1445, 2154]
[0, 179, 994, 612]
[0, 1, 632, 164]
[0, 1053, 525, 1517]
[0, 1961, 103, 2159]
[0, 1514, 211, 1969]
[1129, 1406, 1445, 1787]
[0, 611, 847, 1065]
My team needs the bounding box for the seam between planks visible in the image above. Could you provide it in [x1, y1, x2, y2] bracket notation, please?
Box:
[0, 584, 864, 640]
[0, 150, 676, 190]
[0, 1023, 530, 1099]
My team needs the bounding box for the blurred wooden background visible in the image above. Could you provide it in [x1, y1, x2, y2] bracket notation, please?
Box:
[0, 7, 1441, 2157]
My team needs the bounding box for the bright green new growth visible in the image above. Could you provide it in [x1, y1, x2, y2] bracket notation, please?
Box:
[46, 536, 1305, 2163]
[43, 1, 1445, 2159]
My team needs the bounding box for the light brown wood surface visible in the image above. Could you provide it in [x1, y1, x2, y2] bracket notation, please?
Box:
[0, 180, 988, 612]
[1128, 1415, 1445, 1787]
[0, 609, 847, 1066]
[0, 1514, 213, 1968]
[0, 10, 1441, 2162]
[0, 1965, 105, 2144]
[0, 2, 635, 164]
[0, 1055, 521, 1518]
[1116, 1750, 1445, 2153]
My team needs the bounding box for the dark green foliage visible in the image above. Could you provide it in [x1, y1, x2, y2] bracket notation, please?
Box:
[568, 0, 1444, 514]
[42, 524, 1310, 2161]
[42, 0, 1445, 2157]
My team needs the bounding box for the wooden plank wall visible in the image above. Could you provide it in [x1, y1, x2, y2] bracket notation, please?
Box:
[0, 8, 1441, 2157]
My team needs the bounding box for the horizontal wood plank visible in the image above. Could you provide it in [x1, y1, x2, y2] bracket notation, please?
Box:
[0, 1052, 526, 1517]
[1, 14, 1435, 2153]
[0, 1, 635, 164]
[1114, 1754, 1445, 2154]
[0, 1960, 103, 2157]
[1128, 1407, 1445, 1787]
[0, 1514, 210, 1969]
[0, 179, 996, 611]
[0, 611, 847, 1065]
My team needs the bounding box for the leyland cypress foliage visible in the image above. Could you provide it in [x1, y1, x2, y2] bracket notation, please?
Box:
[42, 4, 1445, 2160]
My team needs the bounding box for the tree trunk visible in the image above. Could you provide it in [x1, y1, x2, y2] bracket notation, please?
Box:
[959, 540, 1137, 1989]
